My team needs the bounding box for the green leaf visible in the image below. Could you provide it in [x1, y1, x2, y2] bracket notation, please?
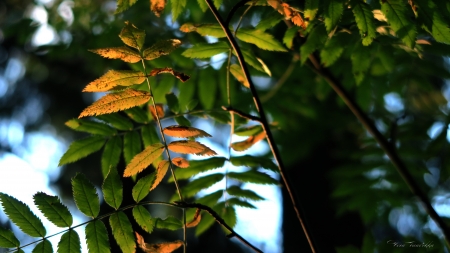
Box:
[102, 167, 123, 210]
[109, 212, 135, 253]
[169, 157, 227, 181]
[143, 39, 182, 61]
[125, 106, 149, 123]
[217, 202, 236, 228]
[132, 206, 155, 233]
[83, 70, 146, 92]
[196, 190, 223, 206]
[381, 0, 417, 48]
[324, 0, 345, 32]
[180, 23, 227, 38]
[57, 230, 81, 253]
[141, 124, 160, 147]
[175, 115, 191, 127]
[65, 119, 117, 136]
[85, 220, 110, 253]
[234, 125, 262, 136]
[227, 198, 256, 209]
[414, 0, 450, 44]
[238, 49, 266, 73]
[230, 155, 277, 171]
[119, 21, 145, 50]
[196, 0, 208, 12]
[227, 185, 265, 201]
[185, 99, 198, 111]
[98, 113, 133, 131]
[195, 209, 215, 236]
[32, 239, 53, 253]
[155, 216, 183, 230]
[227, 170, 278, 185]
[300, 24, 327, 63]
[58, 136, 106, 166]
[182, 42, 229, 59]
[72, 173, 100, 218]
[101, 136, 122, 178]
[0, 193, 46, 237]
[352, 1, 376, 46]
[123, 131, 142, 165]
[171, 0, 187, 21]
[132, 172, 156, 202]
[304, 0, 319, 23]
[236, 28, 287, 52]
[207, 112, 230, 124]
[283, 27, 300, 49]
[351, 43, 372, 85]
[230, 64, 249, 88]
[0, 227, 19, 248]
[431, 12, 450, 44]
[255, 13, 283, 30]
[320, 34, 345, 67]
[199, 67, 217, 109]
[123, 143, 164, 177]
[115, 0, 138, 14]
[33, 192, 73, 227]
[182, 173, 224, 198]
[165, 93, 180, 113]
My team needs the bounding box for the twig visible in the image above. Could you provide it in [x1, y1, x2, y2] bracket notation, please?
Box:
[175, 202, 263, 253]
[306, 53, 450, 247]
[205, 1, 318, 252]
[225, 0, 252, 26]
[222, 106, 261, 123]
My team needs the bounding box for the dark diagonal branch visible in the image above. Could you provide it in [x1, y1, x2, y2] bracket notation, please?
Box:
[307, 53, 450, 247]
[205, 1, 319, 252]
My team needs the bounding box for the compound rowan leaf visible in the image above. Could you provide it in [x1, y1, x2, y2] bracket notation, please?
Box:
[132, 206, 155, 234]
[182, 173, 224, 198]
[136, 232, 182, 253]
[32, 239, 53, 253]
[89, 47, 141, 63]
[79, 89, 150, 118]
[227, 185, 265, 201]
[0, 227, 19, 248]
[227, 170, 278, 185]
[163, 125, 212, 138]
[33, 192, 73, 227]
[119, 21, 145, 50]
[230, 155, 277, 171]
[169, 157, 227, 182]
[109, 212, 135, 253]
[148, 68, 190, 82]
[102, 167, 123, 210]
[149, 104, 165, 120]
[123, 131, 142, 165]
[123, 143, 164, 177]
[72, 173, 100, 218]
[85, 220, 110, 253]
[231, 131, 266, 151]
[186, 209, 201, 228]
[155, 216, 183, 230]
[101, 136, 122, 178]
[65, 119, 117, 136]
[115, 0, 138, 14]
[168, 140, 217, 156]
[143, 39, 182, 60]
[172, 157, 189, 168]
[59, 136, 106, 166]
[57, 230, 81, 253]
[150, 160, 170, 191]
[381, 0, 417, 48]
[236, 28, 287, 52]
[182, 42, 229, 59]
[324, 0, 344, 32]
[98, 113, 134, 131]
[83, 70, 146, 92]
[150, 0, 166, 17]
[229, 64, 249, 88]
[352, 1, 376, 46]
[132, 173, 156, 202]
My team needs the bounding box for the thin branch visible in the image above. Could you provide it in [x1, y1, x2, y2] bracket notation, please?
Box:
[261, 55, 299, 103]
[306, 53, 450, 246]
[222, 106, 261, 123]
[205, 1, 319, 252]
[225, 0, 252, 26]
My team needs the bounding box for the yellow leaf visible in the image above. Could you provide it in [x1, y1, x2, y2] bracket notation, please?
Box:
[171, 157, 189, 168]
[149, 104, 165, 120]
[119, 21, 146, 50]
[143, 39, 182, 61]
[136, 232, 183, 253]
[150, 0, 166, 17]
[231, 131, 266, 152]
[149, 67, 190, 82]
[163, 125, 212, 138]
[186, 209, 201, 228]
[150, 160, 170, 191]
[123, 143, 164, 177]
[168, 140, 217, 156]
[229, 64, 249, 88]
[79, 89, 150, 118]
[89, 46, 141, 63]
[83, 70, 146, 92]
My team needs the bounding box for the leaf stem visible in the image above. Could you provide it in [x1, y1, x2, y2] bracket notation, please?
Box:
[204, 1, 318, 252]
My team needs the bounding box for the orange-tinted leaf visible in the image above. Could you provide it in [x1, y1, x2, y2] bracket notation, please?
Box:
[268, 0, 305, 28]
[149, 104, 165, 120]
[231, 131, 266, 152]
[229, 64, 249, 88]
[150, 160, 170, 191]
[186, 209, 201, 228]
[136, 232, 182, 253]
[291, 13, 306, 29]
[123, 143, 165, 177]
[119, 21, 146, 50]
[143, 39, 182, 61]
[150, 0, 166, 17]
[163, 125, 212, 138]
[148, 67, 190, 82]
[168, 140, 217, 156]
[171, 157, 189, 168]
[89, 47, 141, 63]
[79, 89, 150, 118]
[83, 70, 145, 92]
